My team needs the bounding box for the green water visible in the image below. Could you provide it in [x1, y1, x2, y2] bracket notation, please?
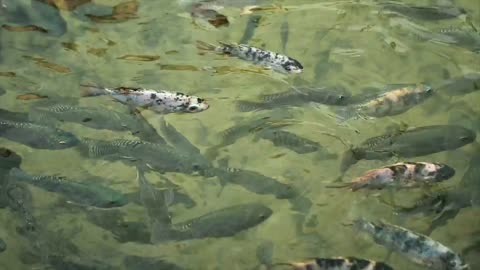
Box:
[0, 0, 479, 269]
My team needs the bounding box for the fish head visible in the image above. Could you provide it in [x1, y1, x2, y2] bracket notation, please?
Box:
[184, 96, 209, 113]
[0, 147, 22, 170]
[281, 58, 303, 74]
[417, 83, 434, 97]
[433, 163, 456, 182]
[445, 126, 476, 148]
[244, 204, 273, 224]
[54, 129, 80, 148]
[445, 253, 469, 270]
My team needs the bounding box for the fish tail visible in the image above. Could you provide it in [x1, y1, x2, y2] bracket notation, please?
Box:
[196, 40, 219, 52]
[80, 84, 109, 97]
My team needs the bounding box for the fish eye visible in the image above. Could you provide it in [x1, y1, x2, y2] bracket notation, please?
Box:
[338, 95, 345, 99]
[188, 105, 199, 112]
[459, 136, 471, 142]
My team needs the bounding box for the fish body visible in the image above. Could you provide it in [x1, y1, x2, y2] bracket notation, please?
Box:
[215, 166, 297, 199]
[239, 15, 261, 44]
[80, 138, 209, 174]
[237, 86, 350, 112]
[256, 129, 336, 158]
[341, 125, 476, 173]
[281, 257, 393, 270]
[0, 119, 79, 149]
[345, 162, 455, 191]
[81, 85, 209, 114]
[8, 168, 128, 208]
[196, 41, 303, 74]
[123, 255, 184, 270]
[0, 147, 21, 171]
[280, 19, 289, 53]
[337, 84, 433, 120]
[436, 73, 480, 96]
[381, 3, 466, 20]
[354, 219, 469, 270]
[152, 203, 272, 242]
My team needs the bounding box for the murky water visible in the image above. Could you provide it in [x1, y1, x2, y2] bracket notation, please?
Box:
[0, 0, 479, 269]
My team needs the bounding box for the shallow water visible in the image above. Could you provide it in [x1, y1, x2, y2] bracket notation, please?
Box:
[0, 0, 479, 269]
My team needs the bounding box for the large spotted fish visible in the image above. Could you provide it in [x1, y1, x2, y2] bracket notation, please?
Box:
[329, 162, 455, 191]
[275, 256, 393, 270]
[354, 219, 469, 270]
[196, 41, 303, 74]
[81, 85, 209, 114]
[337, 84, 433, 121]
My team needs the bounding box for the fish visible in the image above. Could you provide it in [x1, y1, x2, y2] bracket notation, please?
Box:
[254, 128, 337, 157]
[47, 255, 115, 270]
[8, 168, 128, 208]
[0, 119, 79, 149]
[151, 203, 272, 243]
[215, 165, 298, 199]
[123, 255, 184, 270]
[0, 147, 22, 171]
[380, 2, 466, 21]
[336, 84, 433, 121]
[276, 257, 393, 270]
[330, 162, 455, 191]
[435, 73, 480, 96]
[28, 104, 166, 144]
[190, 3, 229, 29]
[256, 240, 274, 268]
[80, 85, 209, 114]
[237, 85, 350, 112]
[239, 14, 262, 44]
[0, 87, 4, 96]
[79, 138, 209, 174]
[340, 125, 476, 173]
[354, 219, 469, 270]
[5, 183, 36, 232]
[196, 40, 303, 74]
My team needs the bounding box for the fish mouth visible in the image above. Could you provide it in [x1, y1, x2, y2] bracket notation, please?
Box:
[289, 69, 303, 74]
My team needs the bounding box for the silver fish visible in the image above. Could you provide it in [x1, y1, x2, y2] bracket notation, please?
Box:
[354, 219, 469, 270]
[196, 41, 303, 74]
[81, 85, 209, 114]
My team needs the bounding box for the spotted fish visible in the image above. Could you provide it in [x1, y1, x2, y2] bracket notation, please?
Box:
[354, 219, 469, 270]
[196, 41, 303, 74]
[276, 256, 393, 270]
[330, 162, 455, 191]
[80, 85, 209, 114]
[336, 84, 433, 121]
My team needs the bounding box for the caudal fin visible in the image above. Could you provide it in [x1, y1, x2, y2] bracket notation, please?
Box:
[80, 84, 108, 97]
[196, 40, 218, 52]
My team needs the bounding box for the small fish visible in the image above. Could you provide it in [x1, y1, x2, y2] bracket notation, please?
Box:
[117, 55, 160, 61]
[381, 3, 466, 21]
[336, 84, 433, 121]
[1, 24, 48, 33]
[196, 40, 303, 74]
[85, 0, 138, 23]
[0, 238, 5, 253]
[237, 85, 350, 112]
[276, 257, 393, 270]
[151, 203, 272, 242]
[8, 168, 128, 208]
[354, 219, 469, 270]
[16, 93, 48, 100]
[255, 129, 337, 158]
[80, 85, 209, 114]
[435, 73, 480, 96]
[239, 14, 262, 44]
[280, 18, 289, 53]
[330, 162, 455, 191]
[6, 183, 36, 232]
[0, 119, 79, 149]
[191, 3, 229, 29]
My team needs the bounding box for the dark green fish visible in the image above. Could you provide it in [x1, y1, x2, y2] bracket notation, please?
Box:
[152, 203, 272, 242]
[0, 119, 79, 149]
[341, 125, 476, 173]
[215, 160, 298, 199]
[254, 128, 337, 157]
[48, 255, 114, 270]
[0, 238, 5, 253]
[124, 255, 184, 270]
[6, 183, 36, 232]
[436, 73, 480, 96]
[239, 15, 262, 44]
[280, 18, 289, 53]
[79, 138, 207, 174]
[0, 147, 21, 171]
[8, 168, 128, 208]
[0, 87, 4, 96]
[256, 240, 274, 268]
[381, 3, 466, 20]
[236, 86, 350, 112]
[0, 108, 29, 122]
